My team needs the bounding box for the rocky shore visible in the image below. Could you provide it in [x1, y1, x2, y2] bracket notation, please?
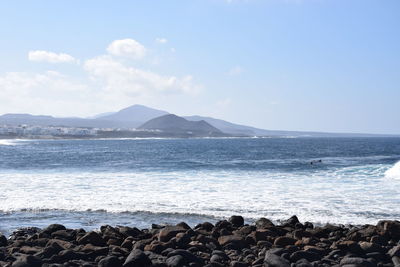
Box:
[1, 216, 400, 267]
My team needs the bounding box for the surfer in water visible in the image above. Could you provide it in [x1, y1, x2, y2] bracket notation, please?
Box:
[310, 159, 322, 165]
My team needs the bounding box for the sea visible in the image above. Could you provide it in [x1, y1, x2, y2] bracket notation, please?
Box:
[1, 137, 400, 235]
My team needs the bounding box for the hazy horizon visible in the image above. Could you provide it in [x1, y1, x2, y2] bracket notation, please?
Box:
[0, 1, 399, 134]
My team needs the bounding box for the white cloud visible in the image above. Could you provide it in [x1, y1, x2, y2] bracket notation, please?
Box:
[107, 39, 146, 59]
[0, 71, 92, 116]
[84, 56, 200, 97]
[1, 39, 202, 116]
[228, 65, 244, 76]
[28, 50, 77, 63]
[155, 38, 168, 44]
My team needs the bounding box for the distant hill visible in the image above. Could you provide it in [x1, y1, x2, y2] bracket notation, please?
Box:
[184, 115, 269, 136]
[1, 105, 398, 137]
[138, 114, 225, 137]
[0, 113, 137, 128]
[95, 104, 168, 125]
[183, 115, 398, 137]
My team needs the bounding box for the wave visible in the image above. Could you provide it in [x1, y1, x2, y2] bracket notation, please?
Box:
[385, 161, 400, 179]
[0, 139, 27, 146]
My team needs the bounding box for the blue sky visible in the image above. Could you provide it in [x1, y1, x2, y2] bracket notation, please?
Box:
[0, 0, 399, 134]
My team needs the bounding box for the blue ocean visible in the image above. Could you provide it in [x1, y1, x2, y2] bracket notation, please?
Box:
[1, 137, 400, 235]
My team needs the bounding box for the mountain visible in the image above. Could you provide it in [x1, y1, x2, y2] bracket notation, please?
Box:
[1, 105, 397, 137]
[184, 115, 270, 136]
[138, 114, 225, 137]
[95, 104, 168, 125]
[87, 112, 116, 119]
[184, 115, 397, 137]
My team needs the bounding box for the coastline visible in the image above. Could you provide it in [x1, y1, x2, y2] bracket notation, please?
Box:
[1, 216, 399, 266]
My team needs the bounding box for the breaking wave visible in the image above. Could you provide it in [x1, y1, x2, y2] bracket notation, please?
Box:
[385, 161, 400, 179]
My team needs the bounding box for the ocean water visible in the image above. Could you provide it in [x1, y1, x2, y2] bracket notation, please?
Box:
[0, 137, 400, 235]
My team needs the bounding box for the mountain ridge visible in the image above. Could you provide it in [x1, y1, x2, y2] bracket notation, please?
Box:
[138, 114, 224, 137]
[0, 104, 398, 137]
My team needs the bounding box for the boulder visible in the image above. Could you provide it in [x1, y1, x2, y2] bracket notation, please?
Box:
[255, 218, 274, 229]
[229, 216, 244, 227]
[218, 235, 247, 249]
[11, 254, 42, 267]
[377, 220, 400, 240]
[76, 231, 106, 246]
[339, 256, 376, 267]
[273, 236, 296, 247]
[41, 224, 66, 235]
[264, 251, 290, 267]
[0, 234, 8, 247]
[158, 226, 187, 242]
[166, 255, 185, 267]
[123, 249, 152, 267]
[99, 255, 122, 267]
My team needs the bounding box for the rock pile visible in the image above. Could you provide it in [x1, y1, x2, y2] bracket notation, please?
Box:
[1, 216, 400, 266]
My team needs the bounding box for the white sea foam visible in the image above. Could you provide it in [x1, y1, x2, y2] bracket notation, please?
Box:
[385, 161, 400, 179]
[0, 164, 399, 226]
[0, 140, 20, 146]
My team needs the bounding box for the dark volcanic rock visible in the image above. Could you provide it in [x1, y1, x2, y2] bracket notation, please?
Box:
[99, 255, 122, 267]
[0, 234, 8, 247]
[77, 231, 106, 246]
[255, 218, 274, 229]
[264, 251, 290, 267]
[158, 226, 187, 242]
[229, 216, 245, 227]
[273, 236, 296, 247]
[41, 224, 66, 235]
[218, 235, 247, 249]
[123, 249, 152, 267]
[11, 254, 42, 267]
[377, 220, 400, 240]
[340, 256, 376, 267]
[2, 217, 400, 267]
[166, 255, 185, 267]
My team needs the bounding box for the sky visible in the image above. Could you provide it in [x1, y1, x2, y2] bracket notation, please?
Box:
[0, 0, 399, 134]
